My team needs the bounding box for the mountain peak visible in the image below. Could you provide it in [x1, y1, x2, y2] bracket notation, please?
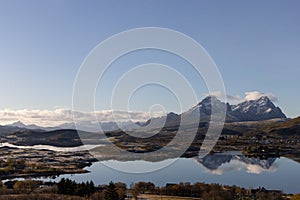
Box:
[196, 96, 221, 107]
[200, 95, 218, 102]
[188, 95, 286, 122]
[10, 120, 26, 127]
[257, 96, 271, 101]
[231, 96, 286, 121]
[257, 96, 273, 106]
[251, 96, 272, 104]
[241, 96, 275, 110]
[166, 112, 179, 118]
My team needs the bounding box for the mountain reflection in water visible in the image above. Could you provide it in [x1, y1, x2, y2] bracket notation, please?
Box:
[193, 152, 278, 175]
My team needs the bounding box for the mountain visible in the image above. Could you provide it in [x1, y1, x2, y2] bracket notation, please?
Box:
[2, 96, 287, 134]
[140, 112, 181, 130]
[230, 96, 286, 121]
[58, 120, 139, 132]
[5, 120, 139, 133]
[9, 121, 26, 128]
[145, 96, 286, 130]
[6, 121, 59, 131]
[8, 121, 47, 130]
[190, 96, 229, 117]
[185, 95, 286, 123]
[184, 96, 233, 122]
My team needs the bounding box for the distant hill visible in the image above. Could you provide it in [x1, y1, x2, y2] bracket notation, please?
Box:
[58, 120, 138, 132]
[5, 121, 59, 131]
[5, 120, 139, 133]
[3, 129, 106, 147]
[252, 116, 300, 137]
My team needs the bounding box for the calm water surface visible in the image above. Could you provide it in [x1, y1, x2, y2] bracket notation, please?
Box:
[50, 152, 300, 194]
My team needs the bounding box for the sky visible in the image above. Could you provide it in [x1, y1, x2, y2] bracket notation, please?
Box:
[0, 0, 299, 125]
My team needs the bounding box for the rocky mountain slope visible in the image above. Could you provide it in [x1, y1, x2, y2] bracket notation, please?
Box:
[143, 96, 287, 130]
[186, 95, 286, 123]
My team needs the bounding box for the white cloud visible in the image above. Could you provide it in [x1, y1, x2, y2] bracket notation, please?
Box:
[203, 91, 278, 104]
[0, 108, 164, 127]
[244, 91, 278, 102]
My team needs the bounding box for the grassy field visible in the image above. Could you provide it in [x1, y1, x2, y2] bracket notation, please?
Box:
[138, 194, 202, 200]
[0, 194, 85, 200]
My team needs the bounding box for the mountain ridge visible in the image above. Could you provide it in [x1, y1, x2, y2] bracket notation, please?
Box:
[3, 96, 286, 132]
[146, 95, 287, 129]
[191, 95, 286, 122]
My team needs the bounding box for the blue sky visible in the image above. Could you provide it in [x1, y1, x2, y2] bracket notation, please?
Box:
[0, 0, 299, 118]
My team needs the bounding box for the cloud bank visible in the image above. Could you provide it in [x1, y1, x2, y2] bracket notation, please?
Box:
[0, 108, 164, 127]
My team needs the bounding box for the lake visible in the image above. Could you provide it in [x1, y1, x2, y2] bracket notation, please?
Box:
[48, 152, 300, 194]
[0, 142, 104, 152]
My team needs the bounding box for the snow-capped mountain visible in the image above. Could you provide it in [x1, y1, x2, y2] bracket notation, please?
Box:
[185, 95, 286, 122]
[3, 96, 286, 133]
[133, 95, 287, 130]
[230, 96, 286, 121]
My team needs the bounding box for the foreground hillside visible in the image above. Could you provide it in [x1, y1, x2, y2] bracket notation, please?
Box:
[0, 179, 298, 200]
